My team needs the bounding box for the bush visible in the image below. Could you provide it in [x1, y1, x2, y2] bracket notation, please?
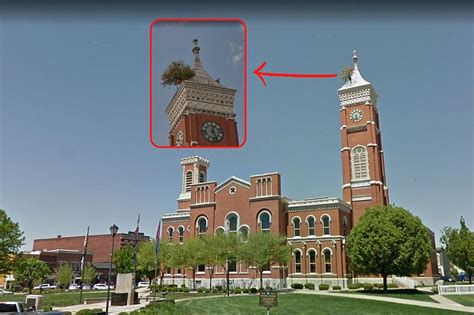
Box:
[348, 284, 359, 290]
[43, 305, 53, 312]
[363, 283, 374, 290]
[64, 312, 72, 315]
[291, 283, 304, 289]
[183, 287, 190, 293]
[373, 283, 383, 289]
[318, 284, 330, 290]
[181, 284, 186, 288]
[304, 283, 315, 290]
[215, 285, 223, 291]
[161, 60, 195, 86]
[243, 288, 249, 293]
[333, 286, 341, 290]
[168, 284, 178, 288]
[76, 309, 103, 315]
[177, 287, 183, 292]
[250, 288, 258, 294]
[197, 288, 205, 293]
[388, 283, 399, 288]
[211, 288, 219, 293]
[234, 288, 242, 294]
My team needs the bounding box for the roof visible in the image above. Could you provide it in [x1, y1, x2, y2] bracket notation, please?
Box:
[338, 50, 371, 92]
[215, 176, 251, 192]
[186, 39, 225, 88]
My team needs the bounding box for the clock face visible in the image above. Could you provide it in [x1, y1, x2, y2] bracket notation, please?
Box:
[350, 109, 363, 123]
[201, 121, 224, 142]
[176, 130, 184, 146]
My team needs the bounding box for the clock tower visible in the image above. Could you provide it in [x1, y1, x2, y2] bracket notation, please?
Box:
[338, 51, 389, 225]
[166, 39, 239, 146]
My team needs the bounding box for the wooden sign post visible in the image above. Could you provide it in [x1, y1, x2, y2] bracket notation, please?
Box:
[259, 290, 278, 314]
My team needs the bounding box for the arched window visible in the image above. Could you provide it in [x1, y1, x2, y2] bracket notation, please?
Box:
[307, 216, 315, 236]
[167, 227, 174, 241]
[239, 226, 249, 241]
[308, 250, 317, 273]
[323, 249, 332, 273]
[226, 213, 239, 233]
[293, 217, 301, 237]
[258, 210, 271, 233]
[178, 226, 184, 243]
[294, 250, 302, 273]
[185, 171, 193, 192]
[199, 171, 206, 183]
[215, 227, 225, 235]
[322, 215, 330, 235]
[343, 217, 348, 236]
[197, 217, 207, 236]
[351, 146, 369, 180]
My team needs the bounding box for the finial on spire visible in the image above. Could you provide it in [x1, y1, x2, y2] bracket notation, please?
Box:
[192, 39, 200, 56]
[352, 50, 358, 63]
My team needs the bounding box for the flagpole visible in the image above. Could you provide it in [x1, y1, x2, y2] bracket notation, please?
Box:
[133, 214, 140, 302]
[153, 220, 161, 307]
[79, 226, 90, 305]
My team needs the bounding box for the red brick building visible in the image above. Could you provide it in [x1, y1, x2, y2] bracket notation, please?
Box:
[160, 51, 438, 289]
[33, 232, 150, 264]
[166, 39, 239, 147]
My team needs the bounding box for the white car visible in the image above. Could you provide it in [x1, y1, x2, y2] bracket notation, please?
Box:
[0, 289, 13, 295]
[68, 284, 79, 290]
[93, 283, 114, 290]
[33, 284, 57, 290]
[137, 282, 150, 288]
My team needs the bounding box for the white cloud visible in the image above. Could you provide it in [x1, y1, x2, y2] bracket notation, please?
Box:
[228, 42, 243, 67]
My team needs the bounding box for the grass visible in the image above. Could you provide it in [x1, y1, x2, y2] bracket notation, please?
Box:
[0, 291, 110, 307]
[331, 289, 436, 302]
[444, 295, 474, 307]
[146, 294, 468, 315]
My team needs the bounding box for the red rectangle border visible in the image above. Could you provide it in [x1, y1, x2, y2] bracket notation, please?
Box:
[149, 17, 248, 149]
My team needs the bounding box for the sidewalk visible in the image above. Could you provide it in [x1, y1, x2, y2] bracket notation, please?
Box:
[56, 301, 146, 315]
[297, 290, 474, 313]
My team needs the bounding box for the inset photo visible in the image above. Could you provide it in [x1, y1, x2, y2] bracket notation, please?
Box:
[150, 18, 247, 148]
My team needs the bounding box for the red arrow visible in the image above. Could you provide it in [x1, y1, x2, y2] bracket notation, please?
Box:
[253, 61, 337, 87]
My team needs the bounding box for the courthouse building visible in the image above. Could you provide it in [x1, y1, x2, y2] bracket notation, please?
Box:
[160, 52, 438, 288]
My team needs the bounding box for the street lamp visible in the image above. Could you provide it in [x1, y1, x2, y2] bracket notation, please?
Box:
[105, 224, 119, 315]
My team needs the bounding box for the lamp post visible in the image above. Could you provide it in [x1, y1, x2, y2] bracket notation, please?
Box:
[105, 224, 119, 315]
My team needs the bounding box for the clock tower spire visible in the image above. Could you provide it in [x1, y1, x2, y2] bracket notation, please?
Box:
[338, 51, 389, 224]
[166, 39, 239, 147]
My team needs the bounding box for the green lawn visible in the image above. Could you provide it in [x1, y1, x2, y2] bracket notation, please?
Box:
[445, 295, 474, 307]
[331, 289, 436, 302]
[148, 294, 468, 315]
[0, 291, 109, 307]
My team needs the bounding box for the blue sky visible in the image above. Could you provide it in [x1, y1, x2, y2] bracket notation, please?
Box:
[0, 5, 472, 249]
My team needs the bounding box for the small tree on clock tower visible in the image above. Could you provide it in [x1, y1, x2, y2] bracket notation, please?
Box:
[338, 51, 389, 225]
[166, 39, 239, 147]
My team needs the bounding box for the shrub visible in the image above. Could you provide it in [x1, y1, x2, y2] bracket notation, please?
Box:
[243, 288, 249, 293]
[161, 60, 195, 87]
[77, 309, 103, 315]
[356, 283, 364, 288]
[212, 288, 219, 293]
[304, 283, 315, 290]
[348, 284, 359, 290]
[333, 286, 341, 290]
[181, 284, 186, 288]
[363, 283, 373, 290]
[197, 288, 205, 293]
[373, 283, 383, 289]
[183, 287, 190, 293]
[43, 305, 53, 312]
[291, 283, 304, 289]
[215, 285, 223, 291]
[250, 288, 258, 294]
[177, 287, 183, 292]
[318, 284, 330, 290]
[388, 283, 399, 288]
[168, 284, 178, 288]
[234, 288, 242, 294]
[64, 312, 72, 315]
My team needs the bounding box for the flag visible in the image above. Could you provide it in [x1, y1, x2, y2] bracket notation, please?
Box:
[133, 214, 140, 272]
[155, 220, 161, 256]
[80, 226, 89, 272]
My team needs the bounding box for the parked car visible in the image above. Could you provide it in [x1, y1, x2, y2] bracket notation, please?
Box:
[93, 283, 114, 290]
[33, 284, 57, 290]
[137, 282, 150, 288]
[68, 283, 79, 290]
[0, 302, 33, 313]
[0, 289, 13, 295]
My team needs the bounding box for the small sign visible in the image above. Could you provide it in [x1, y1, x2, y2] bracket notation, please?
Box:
[259, 290, 278, 308]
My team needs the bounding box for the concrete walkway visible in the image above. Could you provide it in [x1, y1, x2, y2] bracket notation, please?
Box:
[56, 301, 146, 315]
[429, 294, 465, 307]
[297, 290, 474, 313]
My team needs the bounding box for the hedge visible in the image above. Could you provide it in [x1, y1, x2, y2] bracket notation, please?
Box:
[304, 283, 315, 290]
[333, 286, 341, 290]
[363, 283, 374, 290]
[319, 284, 330, 290]
[291, 283, 304, 289]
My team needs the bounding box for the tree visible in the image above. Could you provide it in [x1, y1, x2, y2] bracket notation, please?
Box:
[14, 257, 50, 294]
[341, 66, 353, 82]
[201, 235, 222, 290]
[56, 263, 74, 289]
[157, 240, 175, 286]
[161, 60, 195, 87]
[82, 264, 97, 286]
[346, 205, 431, 292]
[441, 217, 474, 284]
[137, 240, 156, 283]
[211, 233, 242, 294]
[181, 237, 204, 290]
[0, 209, 25, 274]
[113, 245, 134, 274]
[240, 232, 290, 289]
